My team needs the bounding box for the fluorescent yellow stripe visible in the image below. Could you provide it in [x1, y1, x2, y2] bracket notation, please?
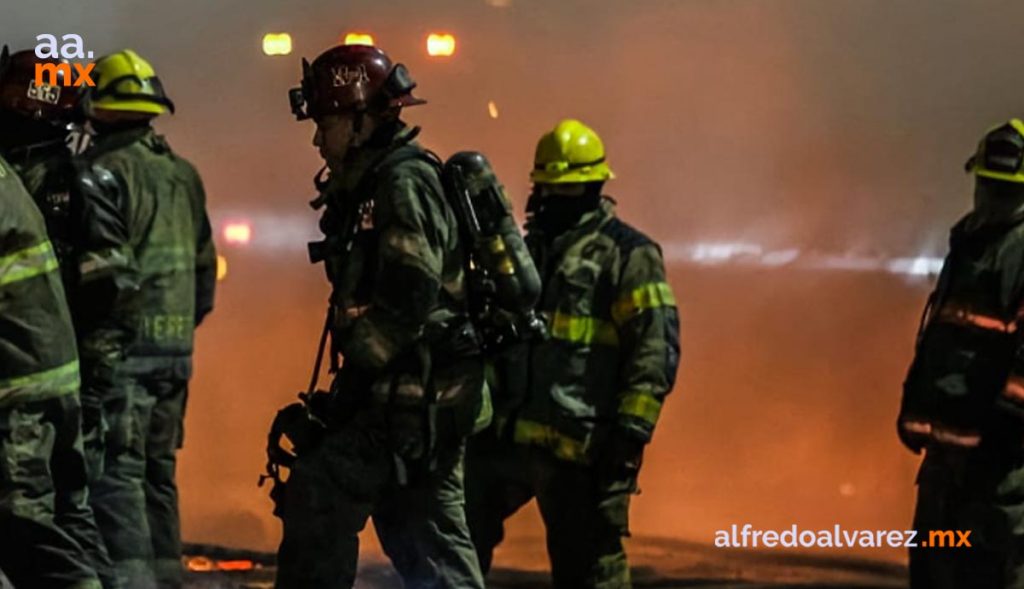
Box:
[612, 281, 676, 325]
[618, 390, 663, 425]
[549, 311, 619, 346]
[0, 360, 80, 400]
[138, 245, 193, 272]
[0, 241, 59, 287]
[512, 418, 588, 462]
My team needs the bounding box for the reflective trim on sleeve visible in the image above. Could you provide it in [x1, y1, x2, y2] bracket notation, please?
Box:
[512, 418, 589, 462]
[618, 390, 663, 425]
[138, 245, 194, 273]
[548, 311, 619, 346]
[0, 241, 59, 287]
[1002, 375, 1024, 404]
[900, 417, 981, 448]
[935, 305, 1017, 334]
[611, 281, 677, 325]
[0, 360, 80, 402]
[931, 424, 981, 448]
[900, 419, 933, 436]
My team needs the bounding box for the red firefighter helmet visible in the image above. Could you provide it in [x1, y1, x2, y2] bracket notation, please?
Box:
[0, 45, 81, 122]
[289, 44, 425, 121]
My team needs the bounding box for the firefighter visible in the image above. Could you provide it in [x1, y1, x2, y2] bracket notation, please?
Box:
[78, 49, 217, 589]
[272, 44, 485, 588]
[0, 46, 131, 589]
[0, 151, 104, 589]
[464, 119, 681, 588]
[900, 119, 1024, 588]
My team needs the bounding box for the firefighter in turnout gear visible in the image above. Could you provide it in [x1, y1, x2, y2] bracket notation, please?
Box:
[79, 48, 217, 589]
[0, 46, 127, 589]
[271, 44, 486, 588]
[0, 152, 104, 589]
[900, 118, 1024, 588]
[464, 119, 681, 588]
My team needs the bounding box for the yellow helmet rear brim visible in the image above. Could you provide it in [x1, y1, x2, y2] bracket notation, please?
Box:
[530, 161, 615, 184]
[975, 168, 1024, 184]
[89, 98, 169, 115]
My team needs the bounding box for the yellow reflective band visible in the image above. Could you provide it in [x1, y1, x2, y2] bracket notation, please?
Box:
[0, 241, 59, 287]
[548, 311, 619, 346]
[512, 419, 589, 462]
[619, 390, 663, 425]
[139, 245, 193, 272]
[611, 282, 676, 325]
[0, 360, 80, 401]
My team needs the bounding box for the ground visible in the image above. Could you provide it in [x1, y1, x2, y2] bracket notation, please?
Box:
[175, 536, 908, 589]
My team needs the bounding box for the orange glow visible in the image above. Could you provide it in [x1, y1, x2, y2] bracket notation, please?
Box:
[222, 222, 252, 245]
[344, 32, 375, 46]
[262, 33, 292, 56]
[216, 255, 228, 281]
[427, 33, 457, 57]
[217, 560, 255, 571]
[186, 557, 214, 572]
[488, 100, 499, 119]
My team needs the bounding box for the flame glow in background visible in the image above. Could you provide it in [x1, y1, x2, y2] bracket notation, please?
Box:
[5, 0, 1024, 566]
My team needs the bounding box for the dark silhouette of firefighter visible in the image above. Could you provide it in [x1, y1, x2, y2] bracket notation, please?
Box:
[0, 45, 134, 589]
[268, 44, 489, 588]
[464, 119, 681, 588]
[900, 118, 1024, 588]
[77, 48, 217, 589]
[0, 132, 103, 589]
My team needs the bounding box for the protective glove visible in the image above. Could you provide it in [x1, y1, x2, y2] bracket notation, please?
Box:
[597, 427, 647, 484]
[389, 409, 426, 461]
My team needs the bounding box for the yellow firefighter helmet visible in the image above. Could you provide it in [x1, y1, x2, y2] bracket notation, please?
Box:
[967, 118, 1024, 184]
[530, 119, 615, 184]
[86, 49, 174, 116]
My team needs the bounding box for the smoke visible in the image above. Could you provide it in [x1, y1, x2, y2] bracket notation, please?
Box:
[4, 0, 1024, 564]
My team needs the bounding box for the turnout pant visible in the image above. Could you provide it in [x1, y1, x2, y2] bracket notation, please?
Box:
[911, 444, 1024, 589]
[464, 431, 634, 589]
[90, 376, 187, 589]
[274, 405, 485, 589]
[0, 394, 107, 589]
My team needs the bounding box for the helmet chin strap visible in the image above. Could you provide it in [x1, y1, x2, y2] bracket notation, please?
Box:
[344, 111, 370, 153]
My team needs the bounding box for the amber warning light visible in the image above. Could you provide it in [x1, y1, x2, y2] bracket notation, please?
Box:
[344, 32, 375, 46]
[222, 222, 252, 245]
[427, 33, 456, 57]
[262, 33, 292, 56]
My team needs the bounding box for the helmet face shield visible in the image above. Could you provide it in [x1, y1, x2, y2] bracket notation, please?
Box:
[983, 125, 1024, 174]
[288, 86, 309, 120]
[969, 119, 1024, 184]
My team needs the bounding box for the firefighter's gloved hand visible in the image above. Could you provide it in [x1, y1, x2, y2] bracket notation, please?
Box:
[273, 401, 322, 457]
[389, 409, 425, 460]
[598, 427, 646, 484]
